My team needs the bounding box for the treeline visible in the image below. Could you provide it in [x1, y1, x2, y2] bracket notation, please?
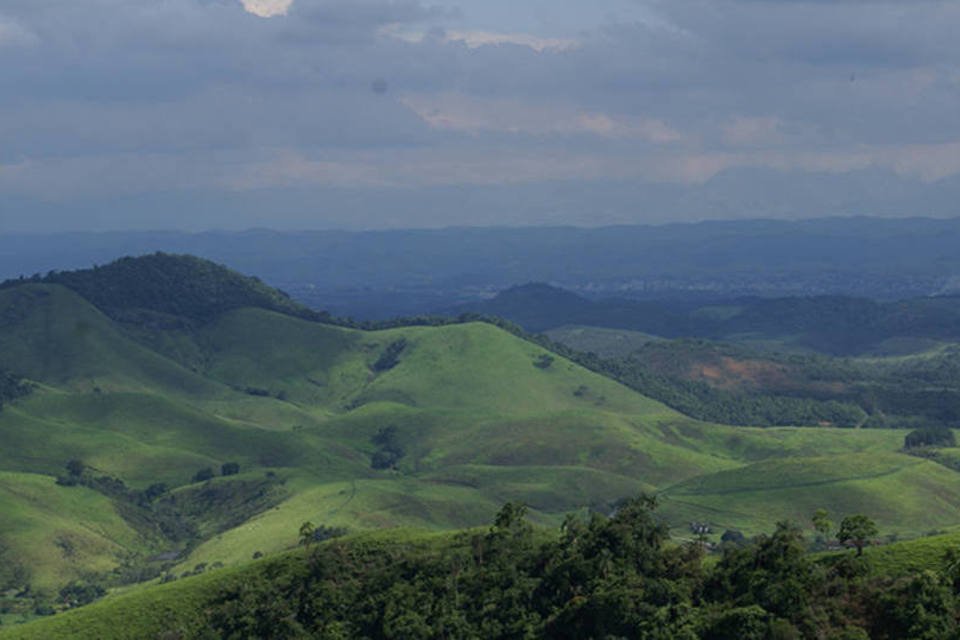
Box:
[190, 498, 958, 639]
[533, 334, 960, 429]
[600, 362, 866, 427]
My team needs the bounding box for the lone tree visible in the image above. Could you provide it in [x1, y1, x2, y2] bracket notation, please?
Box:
[193, 467, 215, 483]
[837, 514, 878, 556]
[812, 508, 833, 543]
[65, 459, 85, 477]
[298, 521, 316, 547]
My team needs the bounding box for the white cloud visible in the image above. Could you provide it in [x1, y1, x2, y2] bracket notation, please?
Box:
[443, 30, 579, 52]
[382, 26, 579, 52]
[399, 93, 688, 143]
[241, 0, 294, 18]
[0, 16, 37, 47]
[721, 116, 784, 147]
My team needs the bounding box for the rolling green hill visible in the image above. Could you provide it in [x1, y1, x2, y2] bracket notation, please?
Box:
[3, 254, 960, 628]
[660, 452, 960, 536]
[458, 282, 960, 356]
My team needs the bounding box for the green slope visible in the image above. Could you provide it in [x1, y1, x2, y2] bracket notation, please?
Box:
[660, 452, 960, 536]
[0, 472, 141, 589]
[0, 284, 223, 395]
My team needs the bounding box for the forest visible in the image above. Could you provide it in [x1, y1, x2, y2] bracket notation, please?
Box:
[34, 497, 957, 640]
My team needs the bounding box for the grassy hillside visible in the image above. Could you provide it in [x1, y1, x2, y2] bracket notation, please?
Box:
[462, 282, 960, 356]
[661, 452, 960, 536]
[0, 472, 141, 589]
[2, 254, 960, 623]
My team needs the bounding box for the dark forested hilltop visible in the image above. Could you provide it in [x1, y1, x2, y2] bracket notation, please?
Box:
[0, 253, 328, 325]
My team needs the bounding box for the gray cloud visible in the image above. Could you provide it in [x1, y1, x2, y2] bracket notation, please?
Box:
[1, 0, 958, 230]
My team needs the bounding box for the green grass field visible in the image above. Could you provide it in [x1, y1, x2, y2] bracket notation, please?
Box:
[544, 325, 662, 358]
[0, 472, 141, 589]
[660, 452, 960, 536]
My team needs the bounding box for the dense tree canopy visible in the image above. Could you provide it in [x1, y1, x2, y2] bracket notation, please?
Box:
[186, 498, 960, 639]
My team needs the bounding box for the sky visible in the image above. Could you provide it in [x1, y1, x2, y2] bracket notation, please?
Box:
[1, 0, 959, 231]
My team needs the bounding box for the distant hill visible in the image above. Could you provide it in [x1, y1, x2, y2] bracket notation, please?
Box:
[457, 283, 960, 356]
[4, 217, 960, 319]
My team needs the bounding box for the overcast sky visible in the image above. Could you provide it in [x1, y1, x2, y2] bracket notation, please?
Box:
[1, 0, 959, 231]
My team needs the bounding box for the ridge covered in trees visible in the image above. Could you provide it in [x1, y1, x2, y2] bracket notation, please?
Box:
[16, 498, 960, 639]
[193, 502, 960, 639]
[0, 253, 330, 326]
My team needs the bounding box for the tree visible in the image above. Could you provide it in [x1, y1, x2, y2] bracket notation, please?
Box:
[65, 459, 85, 477]
[143, 482, 168, 501]
[221, 462, 240, 476]
[193, 467, 215, 483]
[370, 426, 405, 470]
[811, 509, 833, 549]
[721, 529, 746, 546]
[837, 515, 878, 556]
[299, 521, 316, 547]
[812, 509, 832, 538]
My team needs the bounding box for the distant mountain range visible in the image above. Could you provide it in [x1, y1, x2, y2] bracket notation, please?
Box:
[3, 216, 960, 319]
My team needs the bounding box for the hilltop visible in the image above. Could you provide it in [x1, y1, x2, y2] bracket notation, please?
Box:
[0, 252, 326, 326]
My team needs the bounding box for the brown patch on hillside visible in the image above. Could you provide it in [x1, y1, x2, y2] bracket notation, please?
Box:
[687, 356, 848, 395]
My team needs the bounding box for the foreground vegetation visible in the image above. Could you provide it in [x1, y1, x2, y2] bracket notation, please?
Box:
[6, 498, 960, 639]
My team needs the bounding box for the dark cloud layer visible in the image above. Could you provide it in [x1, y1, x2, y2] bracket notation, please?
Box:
[1, 0, 958, 231]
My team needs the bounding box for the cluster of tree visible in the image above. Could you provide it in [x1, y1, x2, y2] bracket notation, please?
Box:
[371, 339, 407, 372]
[192, 462, 241, 483]
[904, 427, 957, 450]
[298, 522, 348, 546]
[53, 460, 284, 587]
[595, 360, 867, 427]
[516, 337, 866, 427]
[370, 426, 405, 470]
[193, 497, 960, 639]
[533, 354, 555, 369]
[521, 331, 960, 430]
[0, 369, 33, 412]
[57, 581, 106, 609]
